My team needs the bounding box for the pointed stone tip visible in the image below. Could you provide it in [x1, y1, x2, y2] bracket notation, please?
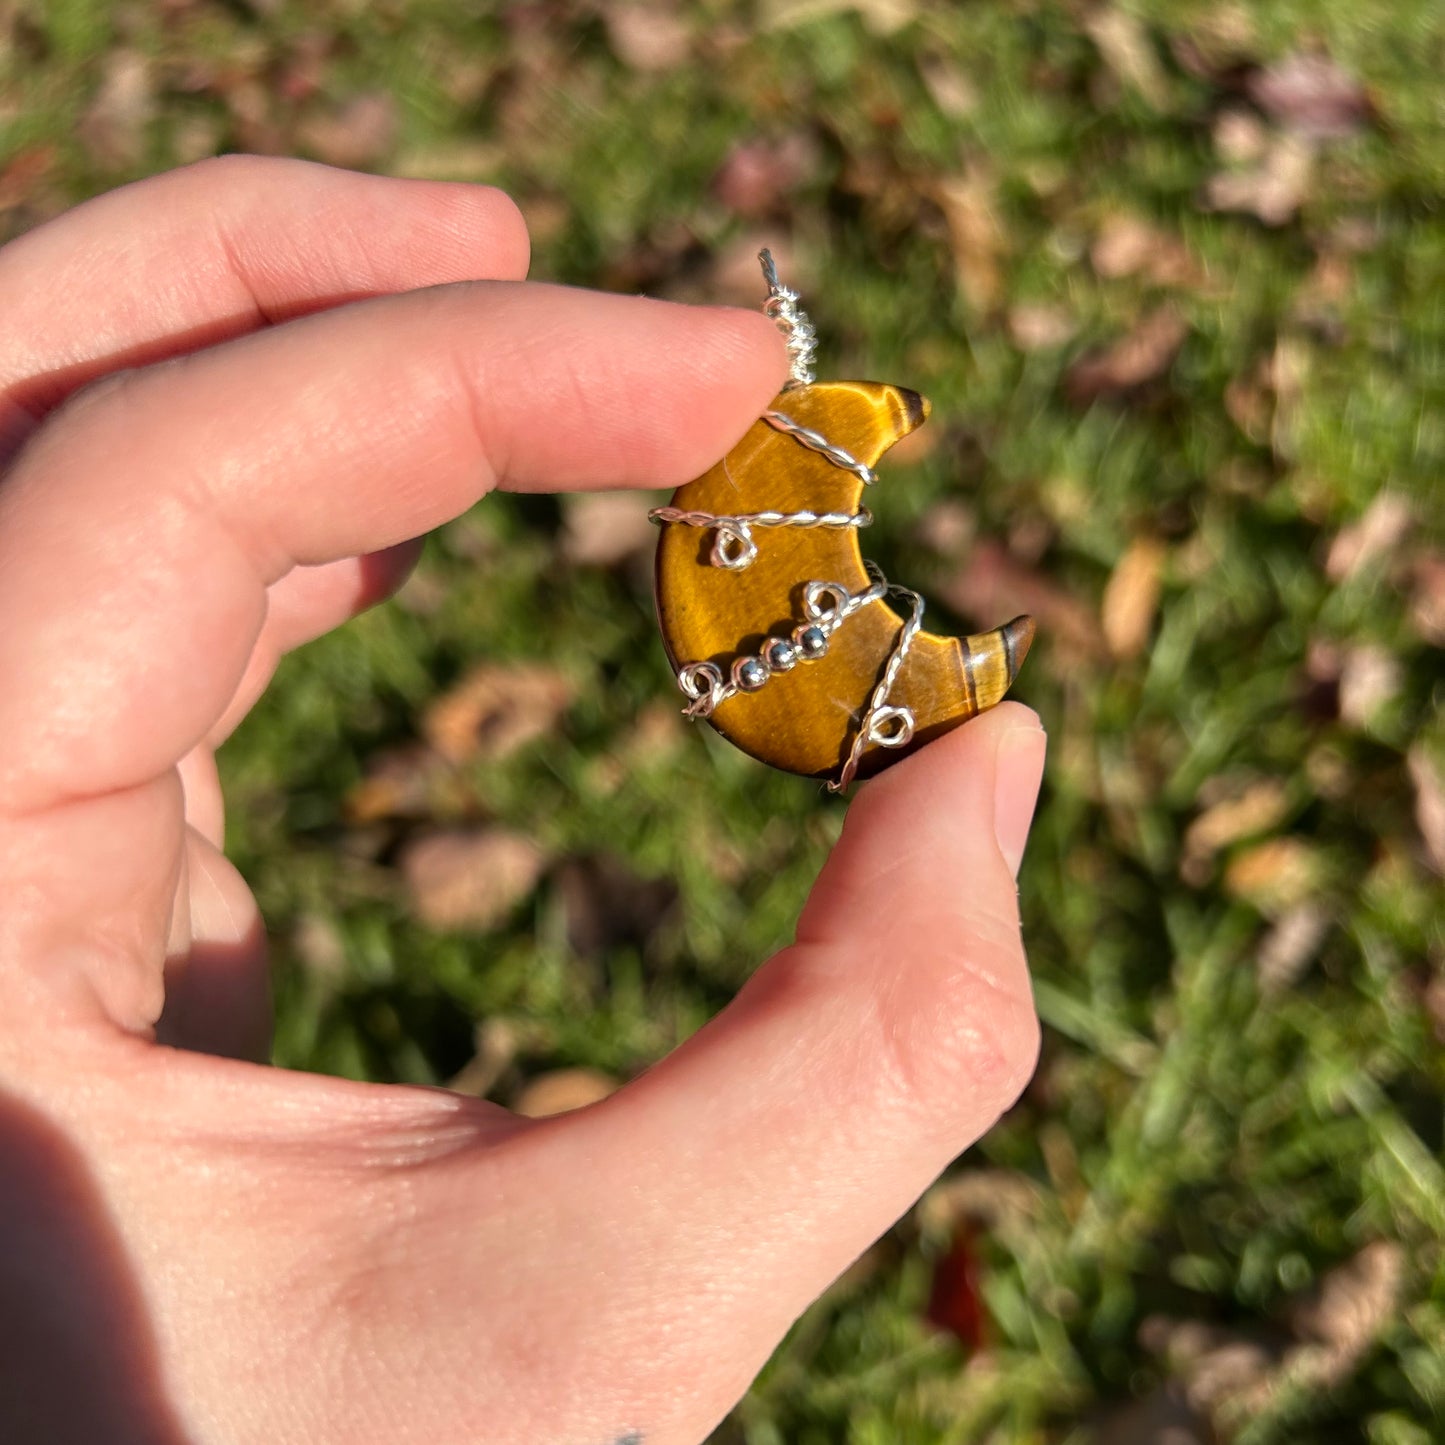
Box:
[1001, 614, 1036, 680]
[898, 387, 930, 431]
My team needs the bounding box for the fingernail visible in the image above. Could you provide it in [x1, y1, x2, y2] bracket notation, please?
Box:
[994, 726, 1047, 878]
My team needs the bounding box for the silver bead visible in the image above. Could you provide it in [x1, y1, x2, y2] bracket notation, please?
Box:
[732, 655, 769, 692]
[764, 637, 798, 672]
[793, 624, 829, 661]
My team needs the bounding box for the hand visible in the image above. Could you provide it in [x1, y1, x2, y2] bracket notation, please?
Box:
[0, 157, 1045, 1445]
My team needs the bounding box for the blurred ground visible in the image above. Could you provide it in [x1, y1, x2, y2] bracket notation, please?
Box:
[2, 1, 1442, 1441]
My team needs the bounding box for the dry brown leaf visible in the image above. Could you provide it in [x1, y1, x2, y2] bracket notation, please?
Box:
[1256, 900, 1330, 994]
[1102, 536, 1166, 659]
[401, 829, 546, 933]
[913, 499, 975, 557]
[1065, 308, 1188, 402]
[711, 134, 814, 218]
[1007, 303, 1077, 352]
[448, 1018, 519, 1097]
[1083, 9, 1169, 111]
[1337, 644, 1403, 728]
[933, 171, 1003, 314]
[0, 145, 56, 216]
[1214, 108, 1270, 165]
[422, 663, 574, 766]
[918, 52, 978, 119]
[1407, 746, 1445, 875]
[554, 854, 678, 959]
[513, 1066, 618, 1118]
[296, 91, 398, 168]
[1325, 492, 1413, 582]
[1410, 551, 1445, 646]
[344, 744, 443, 824]
[291, 912, 347, 980]
[77, 50, 154, 169]
[1292, 1242, 1404, 1353]
[1247, 52, 1373, 141]
[936, 539, 1099, 657]
[916, 1170, 1042, 1243]
[1205, 133, 1314, 227]
[1091, 214, 1199, 288]
[561, 492, 656, 568]
[1224, 837, 1321, 914]
[604, 4, 691, 71]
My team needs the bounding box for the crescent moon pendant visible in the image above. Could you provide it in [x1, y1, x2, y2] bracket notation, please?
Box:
[651, 265, 1034, 789]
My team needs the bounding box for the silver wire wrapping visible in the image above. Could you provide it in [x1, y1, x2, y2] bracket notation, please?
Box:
[652, 251, 923, 792]
[760, 247, 817, 386]
[647, 505, 871, 570]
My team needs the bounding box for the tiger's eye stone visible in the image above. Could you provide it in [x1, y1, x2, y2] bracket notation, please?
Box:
[654, 381, 1034, 782]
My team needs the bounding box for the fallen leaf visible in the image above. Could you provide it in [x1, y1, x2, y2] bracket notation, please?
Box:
[1256, 900, 1330, 994]
[344, 744, 444, 824]
[1224, 837, 1321, 915]
[914, 499, 975, 556]
[1168, 6, 1259, 81]
[1337, 644, 1402, 728]
[421, 663, 574, 766]
[604, 4, 691, 71]
[918, 52, 978, 118]
[936, 538, 1099, 656]
[1007, 302, 1077, 352]
[1325, 492, 1413, 582]
[401, 829, 546, 932]
[553, 854, 678, 958]
[1287, 1242, 1404, 1383]
[1139, 1317, 1280, 1418]
[1407, 746, 1445, 875]
[291, 912, 347, 980]
[0, 145, 56, 216]
[917, 1169, 1042, 1237]
[448, 1017, 519, 1097]
[77, 50, 154, 170]
[1247, 52, 1373, 141]
[1083, 8, 1170, 111]
[513, 1066, 618, 1118]
[710, 134, 814, 218]
[932, 170, 1003, 314]
[561, 491, 657, 568]
[1102, 536, 1166, 659]
[1204, 133, 1314, 227]
[1065, 308, 1188, 402]
[1091, 213, 1199, 287]
[296, 91, 398, 168]
[925, 1225, 987, 1352]
[1213, 107, 1270, 165]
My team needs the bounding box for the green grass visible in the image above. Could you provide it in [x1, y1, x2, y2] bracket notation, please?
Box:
[3, 1, 1442, 1440]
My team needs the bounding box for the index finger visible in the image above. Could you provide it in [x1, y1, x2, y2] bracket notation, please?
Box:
[0, 283, 787, 813]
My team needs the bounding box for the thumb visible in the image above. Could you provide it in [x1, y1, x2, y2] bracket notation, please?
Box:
[569, 702, 1045, 1419]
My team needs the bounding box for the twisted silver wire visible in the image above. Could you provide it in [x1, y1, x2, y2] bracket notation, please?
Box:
[760, 248, 817, 386]
[648, 504, 871, 570]
[832, 576, 925, 793]
[762, 411, 878, 486]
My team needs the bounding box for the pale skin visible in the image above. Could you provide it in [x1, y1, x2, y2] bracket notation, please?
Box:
[0, 157, 1047, 1445]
